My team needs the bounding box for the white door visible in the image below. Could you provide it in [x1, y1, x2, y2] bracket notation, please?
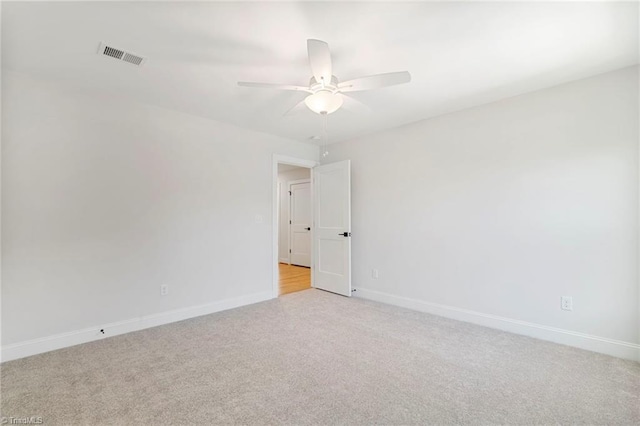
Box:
[313, 160, 351, 297]
[289, 181, 311, 267]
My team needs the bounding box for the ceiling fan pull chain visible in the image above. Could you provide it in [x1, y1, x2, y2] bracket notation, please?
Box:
[322, 112, 329, 158]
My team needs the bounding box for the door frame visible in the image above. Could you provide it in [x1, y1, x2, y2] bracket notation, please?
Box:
[288, 178, 311, 267]
[272, 155, 319, 298]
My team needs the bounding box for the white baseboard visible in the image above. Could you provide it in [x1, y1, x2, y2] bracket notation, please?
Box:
[355, 288, 640, 362]
[1, 291, 274, 363]
[278, 258, 290, 264]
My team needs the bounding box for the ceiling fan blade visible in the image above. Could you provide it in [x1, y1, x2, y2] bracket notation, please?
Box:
[307, 39, 332, 85]
[338, 71, 411, 92]
[341, 95, 372, 114]
[283, 99, 309, 117]
[238, 82, 311, 92]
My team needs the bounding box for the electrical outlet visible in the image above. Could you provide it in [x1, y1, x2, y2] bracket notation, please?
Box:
[561, 296, 573, 311]
[160, 285, 169, 296]
[372, 269, 379, 279]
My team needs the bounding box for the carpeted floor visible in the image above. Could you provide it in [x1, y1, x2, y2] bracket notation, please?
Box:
[1, 289, 639, 425]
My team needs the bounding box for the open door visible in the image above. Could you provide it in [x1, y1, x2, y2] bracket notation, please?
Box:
[313, 160, 351, 297]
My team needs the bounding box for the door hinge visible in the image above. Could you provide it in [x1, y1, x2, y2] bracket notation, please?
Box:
[289, 220, 292, 224]
[289, 191, 292, 196]
[289, 249, 291, 253]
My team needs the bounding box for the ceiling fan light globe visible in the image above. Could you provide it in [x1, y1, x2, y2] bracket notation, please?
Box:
[304, 92, 343, 114]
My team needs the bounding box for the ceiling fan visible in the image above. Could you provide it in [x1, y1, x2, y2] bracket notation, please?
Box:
[238, 39, 411, 115]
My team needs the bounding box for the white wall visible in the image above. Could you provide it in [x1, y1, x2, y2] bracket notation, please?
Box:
[1, 71, 318, 355]
[277, 167, 311, 263]
[326, 66, 639, 358]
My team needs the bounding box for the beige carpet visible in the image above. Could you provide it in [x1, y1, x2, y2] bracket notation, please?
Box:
[1, 289, 639, 425]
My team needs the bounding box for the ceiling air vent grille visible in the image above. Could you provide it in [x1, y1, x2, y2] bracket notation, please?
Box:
[122, 52, 144, 66]
[98, 42, 146, 66]
[103, 46, 124, 60]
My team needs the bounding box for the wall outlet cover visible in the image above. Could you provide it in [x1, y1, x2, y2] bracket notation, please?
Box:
[561, 296, 573, 311]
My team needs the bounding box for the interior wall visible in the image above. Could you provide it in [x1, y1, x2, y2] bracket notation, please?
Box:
[277, 167, 311, 263]
[1, 71, 318, 347]
[326, 66, 639, 349]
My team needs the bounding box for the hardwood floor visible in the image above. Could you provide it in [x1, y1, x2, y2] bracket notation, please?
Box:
[279, 263, 311, 296]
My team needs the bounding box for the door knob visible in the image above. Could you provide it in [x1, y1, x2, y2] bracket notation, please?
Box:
[338, 232, 351, 237]
[305, 227, 311, 231]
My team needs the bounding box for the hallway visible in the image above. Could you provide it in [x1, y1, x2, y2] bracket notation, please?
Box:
[278, 263, 311, 296]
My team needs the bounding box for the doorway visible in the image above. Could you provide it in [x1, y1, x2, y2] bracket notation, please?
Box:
[274, 156, 317, 297]
[277, 164, 311, 295]
[272, 155, 352, 299]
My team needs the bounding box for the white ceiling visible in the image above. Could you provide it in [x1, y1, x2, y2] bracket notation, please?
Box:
[2, 1, 638, 145]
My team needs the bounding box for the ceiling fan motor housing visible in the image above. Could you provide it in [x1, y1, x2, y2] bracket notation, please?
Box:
[309, 75, 340, 93]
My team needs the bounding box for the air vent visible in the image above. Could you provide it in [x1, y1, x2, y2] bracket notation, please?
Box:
[103, 46, 124, 60]
[122, 52, 144, 66]
[98, 42, 146, 66]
